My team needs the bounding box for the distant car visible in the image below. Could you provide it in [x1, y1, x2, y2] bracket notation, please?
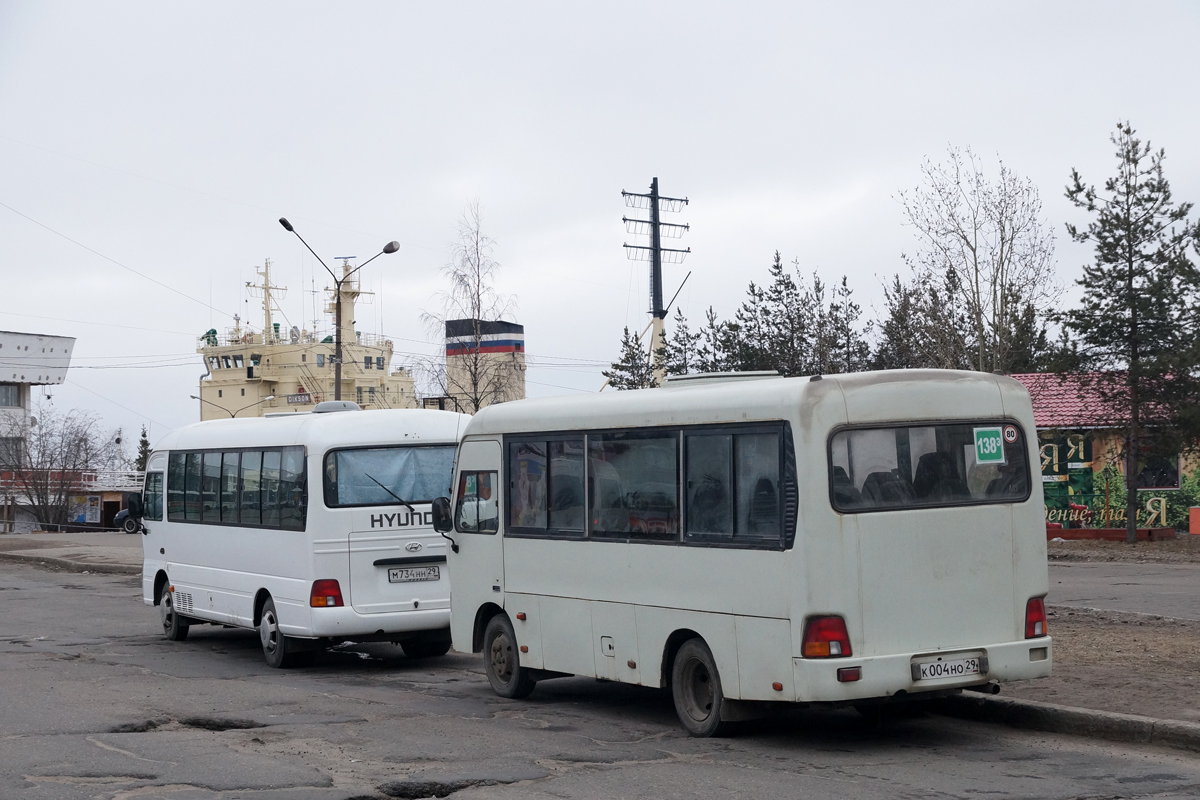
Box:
[114, 509, 138, 534]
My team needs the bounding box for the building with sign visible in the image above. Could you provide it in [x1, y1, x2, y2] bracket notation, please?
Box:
[1012, 373, 1196, 530]
[442, 318, 525, 413]
[195, 259, 419, 420]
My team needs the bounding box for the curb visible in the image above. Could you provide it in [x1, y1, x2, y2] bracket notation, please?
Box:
[934, 692, 1200, 753]
[0, 551, 140, 575]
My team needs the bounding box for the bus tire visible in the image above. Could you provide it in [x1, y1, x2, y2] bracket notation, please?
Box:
[483, 614, 536, 699]
[671, 638, 730, 737]
[159, 582, 189, 641]
[258, 597, 300, 669]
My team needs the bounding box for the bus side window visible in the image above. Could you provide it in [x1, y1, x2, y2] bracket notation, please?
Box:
[262, 451, 282, 527]
[185, 453, 202, 521]
[220, 452, 240, 523]
[241, 451, 263, 525]
[144, 472, 164, 521]
[686, 434, 733, 536]
[509, 442, 547, 530]
[201, 452, 222, 523]
[279, 447, 306, 530]
[455, 471, 498, 533]
[736, 432, 780, 538]
[167, 453, 186, 521]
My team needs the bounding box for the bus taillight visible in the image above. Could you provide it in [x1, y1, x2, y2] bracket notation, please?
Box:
[1025, 597, 1048, 638]
[310, 579, 344, 608]
[802, 616, 852, 658]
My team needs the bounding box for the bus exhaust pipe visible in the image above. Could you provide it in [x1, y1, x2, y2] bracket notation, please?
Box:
[966, 682, 1000, 695]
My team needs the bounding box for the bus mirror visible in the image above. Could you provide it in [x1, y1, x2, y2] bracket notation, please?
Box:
[431, 497, 453, 532]
[127, 493, 144, 521]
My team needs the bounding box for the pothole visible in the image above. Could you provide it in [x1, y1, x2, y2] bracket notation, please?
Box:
[378, 779, 499, 798]
[109, 717, 265, 733]
[178, 717, 266, 731]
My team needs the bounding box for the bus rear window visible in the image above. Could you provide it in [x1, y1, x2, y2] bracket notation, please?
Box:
[323, 445, 457, 507]
[829, 422, 1030, 512]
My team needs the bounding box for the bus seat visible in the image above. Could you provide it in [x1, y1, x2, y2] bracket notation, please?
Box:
[861, 471, 915, 505]
[913, 452, 970, 501]
[747, 478, 779, 534]
[832, 466, 862, 508]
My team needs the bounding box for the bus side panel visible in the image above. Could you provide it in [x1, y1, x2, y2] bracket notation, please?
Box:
[735, 616, 795, 701]
[591, 601, 639, 683]
[635, 607, 739, 698]
[507, 593, 542, 669]
[504, 538, 789, 619]
[539, 596, 596, 677]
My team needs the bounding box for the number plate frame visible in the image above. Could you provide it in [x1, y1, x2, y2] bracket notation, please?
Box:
[910, 652, 987, 681]
[388, 565, 440, 583]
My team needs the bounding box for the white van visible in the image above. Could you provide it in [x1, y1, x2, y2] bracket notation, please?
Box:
[432, 370, 1052, 735]
[136, 406, 468, 667]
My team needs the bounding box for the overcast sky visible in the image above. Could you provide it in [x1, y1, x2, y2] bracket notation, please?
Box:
[2, 2, 1198, 451]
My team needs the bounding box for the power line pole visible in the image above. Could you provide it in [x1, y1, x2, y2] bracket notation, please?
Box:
[622, 177, 689, 385]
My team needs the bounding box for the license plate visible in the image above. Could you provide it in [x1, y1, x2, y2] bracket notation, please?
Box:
[388, 566, 440, 583]
[916, 656, 980, 680]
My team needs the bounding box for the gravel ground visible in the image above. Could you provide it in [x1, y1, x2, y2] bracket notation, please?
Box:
[1048, 536, 1200, 564]
[1001, 605, 1200, 722]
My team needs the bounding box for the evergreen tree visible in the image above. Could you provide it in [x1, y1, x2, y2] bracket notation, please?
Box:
[872, 275, 927, 370]
[603, 326, 656, 390]
[695, 307, 732, 373]
[662, 307, 700, 377]
[134, 426, 152, 472]
[1059, 122, 1200, 543]
[825, 276, 872, 373]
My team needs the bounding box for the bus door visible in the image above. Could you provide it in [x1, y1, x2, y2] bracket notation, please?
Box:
[447, 440, 504, 648]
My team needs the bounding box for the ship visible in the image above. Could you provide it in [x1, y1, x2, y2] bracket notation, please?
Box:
[195, 259, 419, 419]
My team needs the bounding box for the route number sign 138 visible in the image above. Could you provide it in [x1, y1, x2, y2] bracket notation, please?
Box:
[973, 426, 1007, 465]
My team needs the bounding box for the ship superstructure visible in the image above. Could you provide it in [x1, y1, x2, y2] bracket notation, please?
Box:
[196, 259, 417, 419]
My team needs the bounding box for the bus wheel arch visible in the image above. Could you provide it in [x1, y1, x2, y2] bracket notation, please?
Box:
[472, 602, 505, 653]
[152, 571, 169, 607]
[661, 628, 702, 689]
[253, 589, 272, 627]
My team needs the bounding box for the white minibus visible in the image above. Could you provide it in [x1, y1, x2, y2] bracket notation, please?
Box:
[431, 370, 1052, 736]
[133, 405, 469, 667]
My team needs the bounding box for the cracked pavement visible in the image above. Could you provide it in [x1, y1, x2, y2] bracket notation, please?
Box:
[2, 561, 1199, 800]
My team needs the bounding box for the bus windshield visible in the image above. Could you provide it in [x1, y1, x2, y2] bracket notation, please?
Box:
[324, 445, 457, 507]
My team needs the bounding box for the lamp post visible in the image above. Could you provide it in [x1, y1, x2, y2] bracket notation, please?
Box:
[191, 394, 276, 419]
[278, 218, 399, 401]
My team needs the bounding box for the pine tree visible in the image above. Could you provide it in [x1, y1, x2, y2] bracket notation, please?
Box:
[662, 307, 700, 377]
[826, 276, 872, 373]
[603, 327, 656, 390]
[134, 426, 152, 472]
[695, 307, 731, 373]
[1059, 122, 1200, 543]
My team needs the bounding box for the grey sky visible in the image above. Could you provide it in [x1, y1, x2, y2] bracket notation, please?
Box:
[2, 2, 1198, 448]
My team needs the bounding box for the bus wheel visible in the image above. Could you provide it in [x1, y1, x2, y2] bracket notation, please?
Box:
[159, 582, 189, 641]
[258, 597, 300, 669]
[671, 638, 730, 737]
[401, 638, 452, 659]
[483, 614, 536, 699]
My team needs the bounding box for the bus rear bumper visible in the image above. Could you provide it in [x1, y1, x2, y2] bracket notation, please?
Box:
[308, 606, 450, 639]
[792, 637, 1053, 703]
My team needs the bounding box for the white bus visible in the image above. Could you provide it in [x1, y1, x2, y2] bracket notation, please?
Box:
[132, 405, 469, 667]
[431, 370, 1052, 736]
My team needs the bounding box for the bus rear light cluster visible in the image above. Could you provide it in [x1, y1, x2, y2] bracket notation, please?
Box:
[310, 579, 344, 608]
[802, 616, 852, 658]
[1025, 597, 1048, 638]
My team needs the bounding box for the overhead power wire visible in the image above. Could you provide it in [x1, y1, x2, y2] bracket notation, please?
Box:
[0, 199, 238, 320]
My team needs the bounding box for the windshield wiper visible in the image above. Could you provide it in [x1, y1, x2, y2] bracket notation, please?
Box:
[363, 473, 416, 513]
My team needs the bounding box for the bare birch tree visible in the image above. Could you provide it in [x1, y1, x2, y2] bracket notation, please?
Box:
[421, 202, 521, 413]
[897, 147, 1059, 373]
[0, 405, 125, 528]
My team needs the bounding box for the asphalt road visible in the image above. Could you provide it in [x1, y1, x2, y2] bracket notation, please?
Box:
[1048, 562, 1200, 620]
[3, 562, 1200, 799]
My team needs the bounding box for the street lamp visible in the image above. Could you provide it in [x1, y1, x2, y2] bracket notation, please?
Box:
[278, 217, 399, 400]
[190, 394, 276, 419]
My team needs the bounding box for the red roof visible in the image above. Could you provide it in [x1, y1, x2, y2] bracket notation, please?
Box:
[1009, 373, 1123, 429]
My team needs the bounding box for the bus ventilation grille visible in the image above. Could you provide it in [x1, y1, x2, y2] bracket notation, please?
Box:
[176, 592, 194, 614]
